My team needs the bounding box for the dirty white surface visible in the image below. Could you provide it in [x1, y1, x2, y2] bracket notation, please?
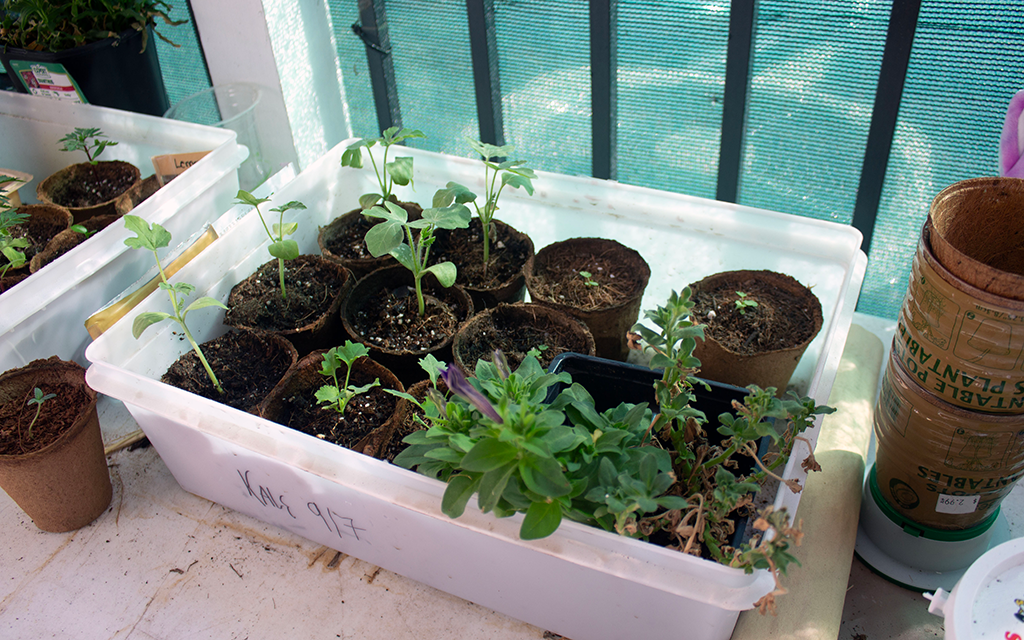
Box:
[2, 314, 1021, 640]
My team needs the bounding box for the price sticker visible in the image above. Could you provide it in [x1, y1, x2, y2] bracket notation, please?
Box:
[935, 493, 980, 514]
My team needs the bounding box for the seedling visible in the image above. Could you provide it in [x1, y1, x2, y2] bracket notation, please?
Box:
[0, 207, 29, 279]
[58, 128, 118, 164]
[363, 196, 471, 316]
[123, 215, 227, 394]
[341, 126, 425, 209]
[579, 270, 599, 287]
[70, 224, 98, 238]
[234, 190, 306, 299]
[433, 139, 536, 273]
[25, 387, 55, 439]
[734, 291, 758, 315]
[315, 341, 381, 414]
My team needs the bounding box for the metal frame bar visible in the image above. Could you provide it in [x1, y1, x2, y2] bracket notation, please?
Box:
[590, 0, 617, 180]
[357, 0, 401, 133]
[716, 0, 756, 203]
[852, 0, 922, 253]
[466, 0, 505, 146]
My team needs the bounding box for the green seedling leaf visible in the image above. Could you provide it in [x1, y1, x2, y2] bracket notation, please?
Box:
[385, 156, 414, 186]
[424, 261, 457, 288]
[432, 181, 477, 208]
[122, 215, 171, 251]
[358, 193, 382, 209]
[132, 311, 174, 338]
[268, 239, 299, 261]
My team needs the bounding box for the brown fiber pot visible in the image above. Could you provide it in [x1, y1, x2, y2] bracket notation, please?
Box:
[927, 177, 1024, 301]
[453, 302, 596, 375]
[36, 160, 141, 223]
[3, 203, 73, 285]
[525, 237, 650, 361]
[689, 270, 823, 393]
[30, 213, 118, 273]
[0, 357, 112, 532]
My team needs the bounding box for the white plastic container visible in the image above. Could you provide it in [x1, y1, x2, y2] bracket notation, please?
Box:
[0, 92, 246, 375]
[85, 139, 866, 640]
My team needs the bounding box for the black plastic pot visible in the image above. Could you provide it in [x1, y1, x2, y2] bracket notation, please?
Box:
[0, 27, 170, 116]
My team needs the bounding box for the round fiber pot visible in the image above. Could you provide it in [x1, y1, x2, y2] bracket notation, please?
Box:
[525, 237, 650, 361]
[37, 160, 141, 223]
[341, 265, 474, 386]
[223, 255, 353, 357]
[260, 350, 403, 455]
[30, 213, 118, 273]
[0, 357, 111, 532]
[453, 302, 596, 375]
[431, 218, 535, 311]
[689, 270, 823, 393]
[318, 201, 424, 280]
[928, 177, 1024, 301]
[6, 203, 74, 277]
[114, 175, 162, 216]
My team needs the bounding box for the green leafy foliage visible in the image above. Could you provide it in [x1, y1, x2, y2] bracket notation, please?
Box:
[0, 0, 185, 53]
[234, 190, 305, 299]
[434, 139, 537, 268]
[734, 291, 758, 315]
[340, 126, 425, 207]
[0, 176, 29, 278]
[58, 128, 118, 164]
[315, 341, 381, 414]
[123, 215, 226, 393]
[25, 387, 55, 439]
[363, 197, 470, 316]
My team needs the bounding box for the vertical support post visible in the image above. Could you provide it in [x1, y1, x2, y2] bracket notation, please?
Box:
[590, 0, 617, 180]
[357, 0, 401, 133]
[716, 0, 756, 203]
[466, 0, 505, 147]
[852, 0, 922, 253]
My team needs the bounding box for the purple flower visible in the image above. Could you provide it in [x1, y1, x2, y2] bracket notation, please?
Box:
[492, 349, 510, 380]
[440, 365, 503, 423]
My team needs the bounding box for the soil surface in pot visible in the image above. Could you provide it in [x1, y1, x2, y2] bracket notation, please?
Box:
[161, 331, 295, 412]
[321, 201, 423, 261]
[274, 367, 399, 450]
[529, 245, 646, 311]
[432, 219, 531, 291]
[352, 287, 460, 352]
[0, 378, 92, 455]
[457, 307, 592, 371]
[11, 214, 68, 266]
[690, 277, 818, 355]
[224, 257, 348, 332]
[48, 163, 137, 208]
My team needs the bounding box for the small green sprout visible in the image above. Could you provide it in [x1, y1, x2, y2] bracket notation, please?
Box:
[734, 291, 758, 315]
[70, 224, 98, 238]
[234, 190, 306, 299]
[25, 387, 56, 439]
[124, 215, 227, 394]
[58, 128, 118, 164]
[341, 126, 426, 209]
[315, 341, 381, 414]
[579, 270, 599, 287]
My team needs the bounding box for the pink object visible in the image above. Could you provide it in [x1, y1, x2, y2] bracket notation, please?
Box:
[999, 90, 1024, 178]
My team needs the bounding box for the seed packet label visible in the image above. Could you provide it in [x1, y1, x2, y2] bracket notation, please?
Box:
[936, 493, 980, 514]
[6, 60, 87, 103]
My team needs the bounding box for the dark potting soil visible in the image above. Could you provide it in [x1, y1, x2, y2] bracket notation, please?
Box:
[0, 381, 91, 456]
[11, 217, 68, 264]
[224, 258, 347, 332]
[323, 213, 379, 260]
[690, 277, 818, 355]
[161, 331, 295, 412]
[51, 164, 137, 208]
[529, 246, 646, 311]
[457, 310, 591, 371]
[432, 219, 531, 291]
[351, 287, 459, 352]
[274, 367, 399, 450]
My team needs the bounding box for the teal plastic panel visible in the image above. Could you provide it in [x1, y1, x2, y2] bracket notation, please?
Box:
[155, 4, 211, 109]
[330, 2, 379, 140]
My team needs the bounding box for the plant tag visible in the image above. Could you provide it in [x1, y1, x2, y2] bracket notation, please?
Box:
[151, 151, 212, 186]
[6, 61, 86, 103]
[935, 493, 980, 514]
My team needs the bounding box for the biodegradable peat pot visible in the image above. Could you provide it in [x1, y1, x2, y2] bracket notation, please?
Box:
[114, 175, 163, 216]
[689, 270, 823, 393]
[2, 203, 73, 286]
[340, 265, 474, 385]
[927, 177, 1024, 301]
[525, 237, 650, 361]
[260, 350, 404, 455]
[29, 213, 118, 273]
[0, 357, 111, 532]
[36, 160, 141, 223]
[431, 218, 535, 311]
[318, 201, 424, 280]
[161, 330, 299, 414]
[223, 255, 353, 357]
[452, 302, 595, 375]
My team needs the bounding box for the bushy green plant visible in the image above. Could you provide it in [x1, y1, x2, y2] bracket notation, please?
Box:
[0, 0, 185, 52]
[315, 341, 380, 414]
[58, 128, 117, 164]
[341, 126, 425, 209]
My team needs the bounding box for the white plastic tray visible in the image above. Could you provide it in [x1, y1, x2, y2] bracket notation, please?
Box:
[85, 139, 866, 640]
[0, 92, 246, 373]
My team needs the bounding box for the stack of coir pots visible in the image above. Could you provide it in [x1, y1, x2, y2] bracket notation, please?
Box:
[870, 177, 1024, 570]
